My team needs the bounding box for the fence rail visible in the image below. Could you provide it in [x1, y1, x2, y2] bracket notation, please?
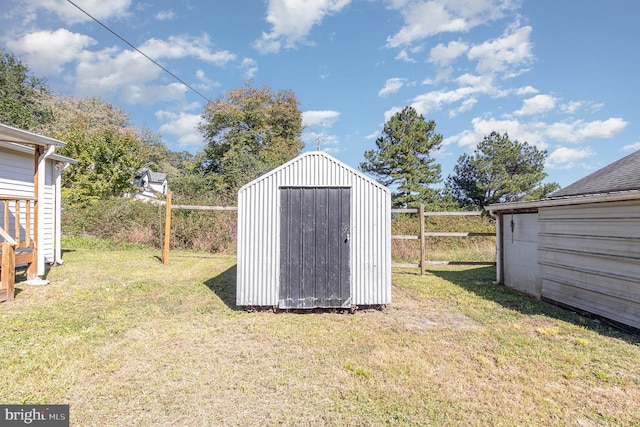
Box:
[390, 206, 494, 275]
[160, 194, 495, 273]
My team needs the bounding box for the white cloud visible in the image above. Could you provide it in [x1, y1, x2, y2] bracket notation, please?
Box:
[429, 40, 468, 67]
[409, 73, 496, 116]
[446, 115, 628, 155]
[386, 0, 516, 48]
[121, 83, 187, 104]
[6, 28, 96, 74]
[514, 94, 557, 116]
[68, 34, 235, 103]
[467, 24, 533, 76]
[515, 86, 538, 96]
[156, 111, 204, 148]
[254, 0, 352, 54]
[546, 118, 627, 142]
[240, 58, 258, 79]
[560, 101, 583, 114]
[546, 146, 595, 169]
[155, 10, 175, 21]
[140, 35, 236, 66]
[302, 110, 340, 127]
[395, 49, 417, 63]
[449, 98, 477, 117]
[449, 117, 549, 150]
[195, 70, 218, 91]
[622, 141, 640, 152]
[24, 0, 131, 24]
[378, 78, 406, 97]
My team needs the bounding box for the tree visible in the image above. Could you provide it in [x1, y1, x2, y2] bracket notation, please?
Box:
[360, 106, 443, 207]
[198, 82, 304, 199]
[42, 96, 147, 207]
[446, 131, 560, 208]
[0, 48, 53, 129]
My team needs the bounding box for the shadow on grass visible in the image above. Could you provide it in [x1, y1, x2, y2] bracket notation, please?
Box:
[427, 266, 640, 343]
[204, 264, 241, 310]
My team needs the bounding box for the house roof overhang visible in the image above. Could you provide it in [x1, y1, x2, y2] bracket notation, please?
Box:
[485, 190, 640, 213]
[0, 140, 77, 164]
[0, 123, 66, 148]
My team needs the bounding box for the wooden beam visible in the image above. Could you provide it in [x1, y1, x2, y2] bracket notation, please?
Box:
[419, 204, 425, 276]
[27, 146, 41, 280]
[170, 205, 238, 211]
[162, 191, 172, 265]
[1, 242, 16, 301]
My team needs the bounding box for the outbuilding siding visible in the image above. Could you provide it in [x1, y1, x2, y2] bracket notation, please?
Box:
[237, 152, 392, 308]
[538, 200, 640, 329]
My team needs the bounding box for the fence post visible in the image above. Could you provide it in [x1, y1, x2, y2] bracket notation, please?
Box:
[162, 191, 172, 265]
[419, 203, 425, 276]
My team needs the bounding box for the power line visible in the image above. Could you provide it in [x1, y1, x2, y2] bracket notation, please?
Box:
[65, 0, 211, 103]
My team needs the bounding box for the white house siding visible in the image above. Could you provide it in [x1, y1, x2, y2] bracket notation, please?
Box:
[0, 145, 57, 264]
[237, 152, 392, 307]
[538, 200, 640, 329]
[502, 212, 542, 296]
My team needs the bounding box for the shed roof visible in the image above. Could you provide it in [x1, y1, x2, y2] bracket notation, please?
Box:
[239, 151, 389, 193]
[552, 149, 640, 197]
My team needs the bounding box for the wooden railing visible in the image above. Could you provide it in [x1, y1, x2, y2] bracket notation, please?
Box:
[0, 196, 36, 302]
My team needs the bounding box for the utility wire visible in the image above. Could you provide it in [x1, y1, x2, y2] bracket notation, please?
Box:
[66, 0, 211, 103]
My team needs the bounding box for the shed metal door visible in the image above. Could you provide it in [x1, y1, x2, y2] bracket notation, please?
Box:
[279, 187, 350, 309]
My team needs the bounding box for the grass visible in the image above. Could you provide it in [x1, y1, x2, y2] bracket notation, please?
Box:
[1, 237, 639, 426]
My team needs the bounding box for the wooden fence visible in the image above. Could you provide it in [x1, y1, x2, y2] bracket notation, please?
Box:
[391, 205, 495, 275]
[161, 193, 495, 273]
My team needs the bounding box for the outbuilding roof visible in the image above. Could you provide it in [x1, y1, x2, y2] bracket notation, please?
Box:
[551, 149, 640, 197]
[486, 149, 640, 212]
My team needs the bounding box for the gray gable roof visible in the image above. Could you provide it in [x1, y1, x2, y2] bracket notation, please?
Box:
[552, 149, 640, 197]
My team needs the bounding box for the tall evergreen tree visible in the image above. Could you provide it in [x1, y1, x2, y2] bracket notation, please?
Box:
[446, 131, 559, 208]
[360, 106, 442, 207]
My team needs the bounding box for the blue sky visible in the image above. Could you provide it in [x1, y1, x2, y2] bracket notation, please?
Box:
[1, 0, 638, 189]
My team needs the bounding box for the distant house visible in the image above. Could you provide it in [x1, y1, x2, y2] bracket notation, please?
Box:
[486, 149, 640, 330]
[131, 168, 168, 200]
[1, 123, 76, 301]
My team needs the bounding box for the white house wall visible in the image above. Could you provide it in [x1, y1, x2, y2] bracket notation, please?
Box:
[538, 200, 640, 329]
[502, 212, 542, 296]
[0, 145, 57, 264]
[237, 152, 392, 307]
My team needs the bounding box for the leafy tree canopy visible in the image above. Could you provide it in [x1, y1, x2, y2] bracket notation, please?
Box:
[43, 96, 149, 207]
[446, 131, 560, 208]
[360, 106, 443, 208]
[0, 48, 53, 130]
[198, 82, 304, 199]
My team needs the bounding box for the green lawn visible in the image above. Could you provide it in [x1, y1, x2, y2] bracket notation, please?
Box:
[1, 238, 639, 426]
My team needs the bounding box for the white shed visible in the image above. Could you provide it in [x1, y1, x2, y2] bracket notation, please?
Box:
[487, 149, 640, 330]
[236, 151, 392, 309]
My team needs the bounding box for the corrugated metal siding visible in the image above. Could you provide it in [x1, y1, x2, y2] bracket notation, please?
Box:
[237, 152, 392, 307]
[502, 212, 541, 296]
[0, 146, 57, 263]
[538, 200, 640, 329]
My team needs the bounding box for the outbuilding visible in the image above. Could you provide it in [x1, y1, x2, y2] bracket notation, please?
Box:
[487, 149, 640, 330]
[236, 151, 392, 309]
